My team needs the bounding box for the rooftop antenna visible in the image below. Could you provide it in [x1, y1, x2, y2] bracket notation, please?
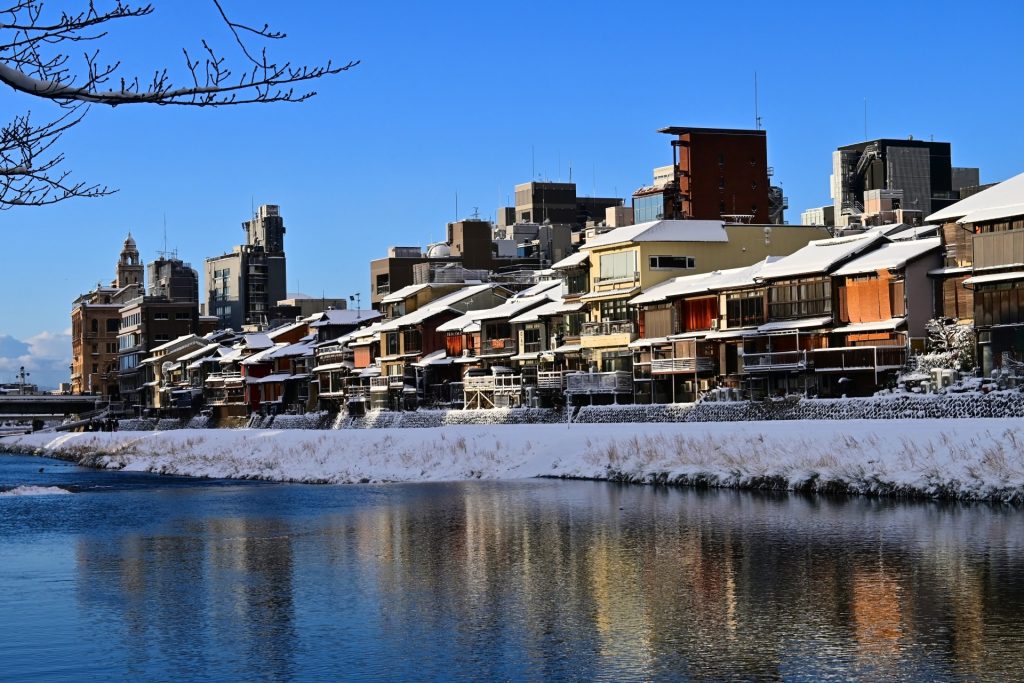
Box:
[162, 213, 167, 256]
[754, 71, 761, 131]
[569, 160, 573, 183]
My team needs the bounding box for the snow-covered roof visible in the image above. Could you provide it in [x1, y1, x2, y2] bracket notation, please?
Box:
[629, 258, 781, 306]
[380, 283, 432, 304]
[509, 299, 584, 323]
[962, 271, 1024, 287]
[240, 345, 279, 366]
[246, 372, 309, 385]
[148, 334, 203, 355]
[887, 225, 940, 241]
[582, 219, 729, 250]
[411, 350, 456, 367]
[551, 251, 590, 270]
[311, 361, 353, 373]
[831, 317, 906, 334]
[242, 333, 273, 350]
[263, 340, 315, 360]
[437, 292, 556, 332]
[755, 233, 885, 281]
[513, 279, 562, 298]
[177, 342, 226, 363]
[754, 316, 832, 333]
[831, 237, 941, 276]
[927, 172, 1024, 223]
[308, 309, 382, 327]
[267, 320, 307, 341]
[377, 284, 499, 332]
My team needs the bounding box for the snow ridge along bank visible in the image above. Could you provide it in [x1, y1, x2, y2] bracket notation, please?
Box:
[4, 420, 1024, 502]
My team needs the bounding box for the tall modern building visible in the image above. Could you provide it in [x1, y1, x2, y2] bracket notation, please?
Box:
[117, 256, 200, 410]
[830, 138, 979, 224]
[205, 204, 288, 330]
[633, 127, 778, 224]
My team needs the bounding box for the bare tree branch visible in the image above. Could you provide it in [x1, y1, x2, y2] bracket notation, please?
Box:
[0, 1, 356, 208]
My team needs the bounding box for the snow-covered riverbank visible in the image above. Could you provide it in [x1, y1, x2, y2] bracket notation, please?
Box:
[3, 420, 1024, 502]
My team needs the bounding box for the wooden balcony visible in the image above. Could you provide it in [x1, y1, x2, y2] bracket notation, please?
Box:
[581, 320, 636, 337]
[464, 374, 523, 394]
[650, 357, 716, 374]
[740, 350, 809, 372]
[813, 346, 906, 372]
[537, 370, 566, 390]
[481, 337, 517, 356]
[566, 371, 632, 394]
[973, 229, 1024, 270]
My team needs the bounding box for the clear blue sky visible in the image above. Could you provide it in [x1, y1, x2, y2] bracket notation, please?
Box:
[2, 0, 1024, 385]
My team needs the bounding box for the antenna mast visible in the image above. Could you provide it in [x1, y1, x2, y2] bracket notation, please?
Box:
[754, 72, 761, 130]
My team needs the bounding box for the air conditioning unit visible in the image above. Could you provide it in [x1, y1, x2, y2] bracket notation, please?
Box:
[709, 319, 720, 330]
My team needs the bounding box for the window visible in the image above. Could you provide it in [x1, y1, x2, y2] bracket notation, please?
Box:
[90, 319, 98, 333]
[106, 319, 119, 333]
[402, 329, 422, 354]
[649, 255, 695, 270]
[633, 193, 665, 223]
[386, 332, 400, 356]
[768, 278, 831, 319]
[599, 299, 635, 323]
[598, 251, 637, 282]
[726, 290, 765, 328]
[154, 312, 169, 320]
[155, 334, 170, 342]
[523, 327, 542, 353]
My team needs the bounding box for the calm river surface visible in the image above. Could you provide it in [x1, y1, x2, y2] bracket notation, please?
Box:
[1, 453, 1022, 682]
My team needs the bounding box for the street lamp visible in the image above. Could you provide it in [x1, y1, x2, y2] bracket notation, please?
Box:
[17, 366, 30, 395]
[349, 293, 361, 319]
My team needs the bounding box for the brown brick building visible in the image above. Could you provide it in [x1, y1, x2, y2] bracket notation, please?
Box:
[634, 127, 772, 224]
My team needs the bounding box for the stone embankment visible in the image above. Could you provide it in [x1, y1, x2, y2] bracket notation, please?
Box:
[112, 391, 1024, 432]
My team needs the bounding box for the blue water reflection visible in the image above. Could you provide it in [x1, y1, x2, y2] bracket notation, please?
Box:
[1, 453, 1022, 682]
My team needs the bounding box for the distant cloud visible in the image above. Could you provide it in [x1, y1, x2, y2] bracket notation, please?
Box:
[0, 329, 72, 389]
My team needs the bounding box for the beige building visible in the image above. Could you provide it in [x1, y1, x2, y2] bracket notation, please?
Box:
[576, 220, 832, 369]
[70, 235, 144, 397]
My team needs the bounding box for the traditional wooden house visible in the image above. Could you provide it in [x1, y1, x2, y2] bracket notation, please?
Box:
[139, 334, 208, 413]
[205, 332, 273, 418]
[818, 237, 941, 395]
[928, 172, 1024, 374]
[736, 233, 890, 397]
[375, 284, 508, 409]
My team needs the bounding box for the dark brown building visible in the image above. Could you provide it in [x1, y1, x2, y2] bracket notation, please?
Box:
[640, 127, 771, 224]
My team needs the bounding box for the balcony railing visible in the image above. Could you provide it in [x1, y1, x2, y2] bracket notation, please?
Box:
[464, 374, 523, 394]
[740, 350, 809, 372]
[537, 370, 566, 390]
[369, 376, 391, 392]
[650, 357, 716, 374]
[973, 229, 1024, 270]
[581, 320, 635, 337]
[813, 346, 906, 372]
[376, 284, 390, 296]
[566, 371, 632, 394]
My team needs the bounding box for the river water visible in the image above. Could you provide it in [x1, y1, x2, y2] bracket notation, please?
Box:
[1, 453, 1021, 682]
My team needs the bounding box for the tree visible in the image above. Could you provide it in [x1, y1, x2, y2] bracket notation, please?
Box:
[904, 318, 976, 378]
[0, 1, 357, 208]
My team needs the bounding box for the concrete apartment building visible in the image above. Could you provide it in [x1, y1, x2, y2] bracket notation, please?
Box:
[830, 138, 980, 226]
[205, 204, 288, 330]
[633, 127, 781, 225]
[117, 257, 201, 412]
[70, 235, 144, 397]
[506, 181, 622, 229]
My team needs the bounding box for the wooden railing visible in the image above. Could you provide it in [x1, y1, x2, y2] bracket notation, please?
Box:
[813, 346, 906, 372]
[566, 371, 632, 393]
[481, 337, 517, 355]
[581, 320, 635, 337]
[650, 357, 716, 374]
[537, 370, 566, 390]
[740, 350, 809, 372]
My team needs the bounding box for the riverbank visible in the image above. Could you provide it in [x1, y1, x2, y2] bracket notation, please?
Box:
[3, 419, 1024, 502]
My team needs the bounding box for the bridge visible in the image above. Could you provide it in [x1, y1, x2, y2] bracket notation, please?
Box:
[0, 394, 107, 418]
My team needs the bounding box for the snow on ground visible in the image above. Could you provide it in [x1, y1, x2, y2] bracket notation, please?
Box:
[3, 420, 1024, 501]
[0, 485, 73, 496]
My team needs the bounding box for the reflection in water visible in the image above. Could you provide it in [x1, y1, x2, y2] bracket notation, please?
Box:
[2, 467, 1022, 682]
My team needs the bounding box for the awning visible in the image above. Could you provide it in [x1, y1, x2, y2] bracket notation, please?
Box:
[510, 352, 541, 361]
[928, 266, 973, 277]
[704, 326, 759, 340]
[551, 251, 589, 270]
[579, 287, 640, 302]
[357, 366, 381, 377]
[412, 350, 456, 368]
[754, 316, 832, 334]
[552, 344, 583, 354]
[831, 318, 906, 334]
[311, 361, 353, 373]
[627, 337, 669, 349]
[962, 270, 1024, 288]
[668, 331, 708, 341]
[454, 355, 481, 364]
[246, 373, 309, 385]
